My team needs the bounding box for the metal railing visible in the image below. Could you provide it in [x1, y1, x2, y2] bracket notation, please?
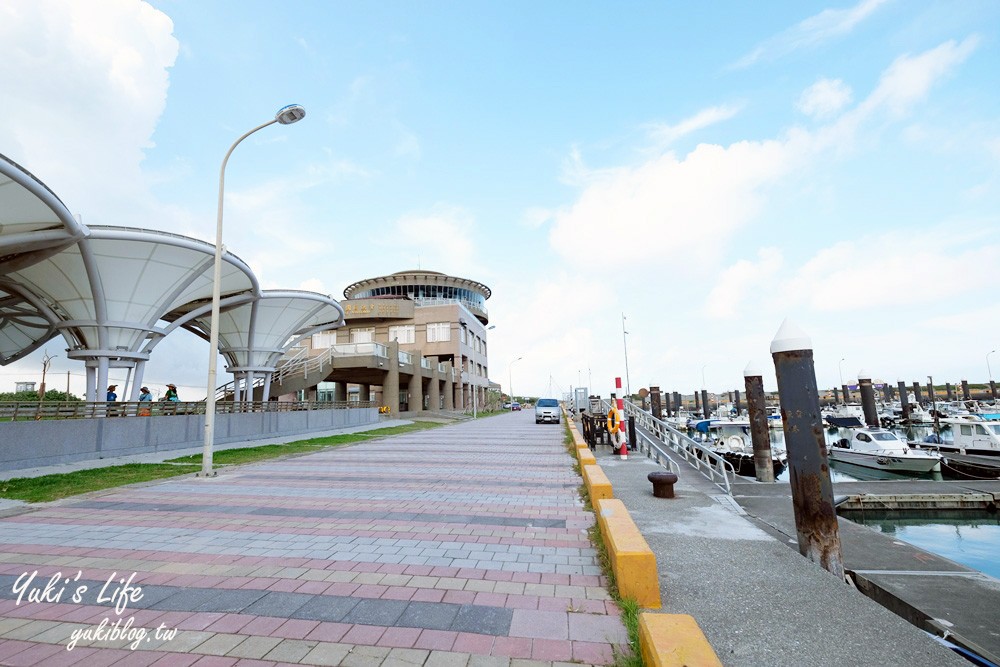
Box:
[0, 400, 379, 421]
[613, 399, 736, 494]
[398, 350, 413, 365]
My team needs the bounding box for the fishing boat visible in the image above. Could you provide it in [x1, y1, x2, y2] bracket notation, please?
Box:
[920, 416, 1000, 456]
[693, 419, 788, 477]
[826, 417, 941, 473]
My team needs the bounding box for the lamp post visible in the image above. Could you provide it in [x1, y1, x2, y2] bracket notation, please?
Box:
[988, 349, 996, 383]
[838, 357, 845, 387]
[202, 104, 306, 477]
[507, 356, 523, 410]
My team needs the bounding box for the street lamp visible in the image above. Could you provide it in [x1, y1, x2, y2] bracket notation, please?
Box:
[838, 358, 846, 388]
[988, 349, 996, 382]
[202, 104, 306, 477]
[622, 313, 631, 401]
[507, 356, 523, 410]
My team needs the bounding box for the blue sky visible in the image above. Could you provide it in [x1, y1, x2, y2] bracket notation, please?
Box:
[1, 0, 999, 399]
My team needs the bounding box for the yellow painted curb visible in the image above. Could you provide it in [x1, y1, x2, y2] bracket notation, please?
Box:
[582, 464, 612, 501]
[578, 448, 596, 466]
[639, 613, 722, 667]
[595, 499, 661, 609]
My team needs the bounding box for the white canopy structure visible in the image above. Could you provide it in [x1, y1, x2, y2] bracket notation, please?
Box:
[0, 153, 344, 401]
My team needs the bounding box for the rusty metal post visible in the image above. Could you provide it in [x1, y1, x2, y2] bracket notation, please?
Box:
[701, 389, 710, 419]
[674, 392, 681, 414]
[946, 382, 954, 401]
[912, 381, 923, 406]
[885, 383, 894, 401]
[770, 320, 844, 580]
[991, 380, 997, 401]
[628, 415, 637, 451]
[962, 379, 971, 401]
[650, 386, 662, 420]
[832, 387, 839, 404]
[898, 380, 910, 421]
[744, 363, 775, 483]
[664, 391, 673, 418]
[841, 384, 850, 404]
[857, 371, 878, 428]
[693, 390, 700, 413]
[927, 380, 936, 407]
[734, 389, 742, 416]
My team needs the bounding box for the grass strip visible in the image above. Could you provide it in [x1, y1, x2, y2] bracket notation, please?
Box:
[0, 464, 200, 503]
[567, 420, 643, 667]
[1, 420, 443, 503]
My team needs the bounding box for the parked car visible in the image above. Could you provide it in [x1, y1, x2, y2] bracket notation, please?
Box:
[535, 398, 560, 424]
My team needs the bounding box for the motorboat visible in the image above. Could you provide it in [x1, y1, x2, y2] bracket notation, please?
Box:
[694, 419, 788, 477]
[827, 417, 941, 473]
[921, 416, 1000, 456]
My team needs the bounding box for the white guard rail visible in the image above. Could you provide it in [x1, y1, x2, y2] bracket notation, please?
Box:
[610, 399, 736, 494]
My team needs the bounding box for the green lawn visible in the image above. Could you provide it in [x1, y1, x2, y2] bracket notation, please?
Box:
[0, 420, 441, 503]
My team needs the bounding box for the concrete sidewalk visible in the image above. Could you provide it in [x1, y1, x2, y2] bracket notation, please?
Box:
[0, 411, 627, 666]
[587, 427, 968, 667]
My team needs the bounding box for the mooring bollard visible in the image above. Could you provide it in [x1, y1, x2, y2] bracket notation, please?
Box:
[744, 364, 775, 483]
[858, 371, 878, 428]
[771, 319, 845, 580]
[647, 471, 679, 498]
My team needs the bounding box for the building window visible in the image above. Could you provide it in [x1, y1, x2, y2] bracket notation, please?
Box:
[427, 322, 450, 342]
[389, 325, 415, 344]
[350, 327, 375, 343]
[312, 331, 336, 348]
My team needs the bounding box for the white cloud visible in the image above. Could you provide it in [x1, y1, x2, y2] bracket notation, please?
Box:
[704, 248, 784, 319]
[0, 0, 178, 224]
[733, 0, 890, 68]
[797, 79, 853, 119]
[389, 205, 478, 274]
[646, 104, 743, 147]
[522, 207, 553, 229]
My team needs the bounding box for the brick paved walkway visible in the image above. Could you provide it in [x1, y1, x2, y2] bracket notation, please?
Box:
[0, 412, 626, 666]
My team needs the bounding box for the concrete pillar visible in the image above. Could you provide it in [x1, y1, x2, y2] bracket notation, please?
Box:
[443, 365, 454, 410]
[359, 383, 370, 403]
[858, 372, 878, 428]
[334, 382, 347, 402]
[912, 381, 923, 406]
[427, 373, 440, 412]
[384, 341, 400, 415]
[962, 380, 971, 401]
[744, 363, 775, 483]
[770, 321, 844, 579]
[650, 386, 662, 420]
[408, 365, 423, 414]
[86, 365, 96, 402]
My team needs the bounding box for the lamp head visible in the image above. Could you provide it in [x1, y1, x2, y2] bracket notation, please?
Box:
[275, 104, 306, 125]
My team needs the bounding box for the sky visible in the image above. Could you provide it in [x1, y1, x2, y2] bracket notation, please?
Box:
[1, 0, 999, 400]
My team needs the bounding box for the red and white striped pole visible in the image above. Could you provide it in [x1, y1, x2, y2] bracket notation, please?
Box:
[615, 377, 627, 459]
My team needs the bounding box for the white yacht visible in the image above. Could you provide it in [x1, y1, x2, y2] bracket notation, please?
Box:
[828, 418, 941, 473]
[928, 416, 1000, 456]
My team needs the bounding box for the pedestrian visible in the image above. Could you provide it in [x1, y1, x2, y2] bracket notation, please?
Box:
[165, 384, 179, 401]
[106, 385, 117, 402]
[139, 386, 153, 416]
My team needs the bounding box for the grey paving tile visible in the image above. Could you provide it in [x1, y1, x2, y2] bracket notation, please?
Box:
[450, 605, 514, 636]
[242, 591, 313, 617]
[397, 601, 460, 630]
[290, 595, 360, 622]
[342, 598, 410, 626]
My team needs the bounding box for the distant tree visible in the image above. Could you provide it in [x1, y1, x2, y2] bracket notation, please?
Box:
[0, 390, 82, 402]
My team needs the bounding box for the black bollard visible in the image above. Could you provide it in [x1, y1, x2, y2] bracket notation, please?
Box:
[771, 321, 844, 580]
[674, 392, 681, 415]
[734, 389, 742, 417]
[898, 381, 910, 421]
[650, 386, 662, 421]
[628, 416, 637, 451]
[962, 380, 971, 401]
[833, 387, 839, 404]
[946, 382, 954, 401]
[664, 391, 673, 418]
[744, 363, 775, 483]
[694, 390, 700, 413]
[701, 390, 710, 419]
[841, 384, 851, 404]
[858, 372, 879, 428]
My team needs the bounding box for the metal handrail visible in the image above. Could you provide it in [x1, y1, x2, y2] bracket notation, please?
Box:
[611, 399, 736, 494]
[0, 399, 379, 421]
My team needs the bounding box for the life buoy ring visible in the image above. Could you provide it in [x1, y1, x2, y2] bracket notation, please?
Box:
[607, 407, 622, 434]
[725, 435, 744, 452]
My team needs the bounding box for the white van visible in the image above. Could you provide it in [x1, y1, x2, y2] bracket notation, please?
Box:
[535, 398, 561, 424]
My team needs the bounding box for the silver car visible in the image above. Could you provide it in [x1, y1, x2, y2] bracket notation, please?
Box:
[535, 398, 561, 424]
